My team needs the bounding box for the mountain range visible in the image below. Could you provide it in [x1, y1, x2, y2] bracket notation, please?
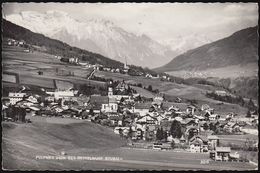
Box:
[6, 10, 180, 68]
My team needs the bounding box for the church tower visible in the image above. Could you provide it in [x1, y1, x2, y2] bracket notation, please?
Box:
[124, 57, 128, 69]
[108, 87, 113, 96]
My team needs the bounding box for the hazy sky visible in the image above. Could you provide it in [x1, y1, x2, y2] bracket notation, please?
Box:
[2, 3, 258, 42]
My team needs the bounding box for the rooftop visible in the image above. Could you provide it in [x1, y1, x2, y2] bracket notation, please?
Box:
[89, 95, 109, 104]
[135, 102, 152, 109]
[207, 135, 219, 140]
[190, 135, 208, 143]
[216, 147, 231, 152]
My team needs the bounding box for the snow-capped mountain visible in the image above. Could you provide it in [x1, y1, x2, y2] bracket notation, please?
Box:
[6, 10, 179, 68]
[160, 34, 213, 55]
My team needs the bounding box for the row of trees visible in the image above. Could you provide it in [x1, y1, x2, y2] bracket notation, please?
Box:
[206, 92, 246, 106]
[5, 105, 26, 122]
[206, 92, 258, 114]
[78, 84, 107, 96]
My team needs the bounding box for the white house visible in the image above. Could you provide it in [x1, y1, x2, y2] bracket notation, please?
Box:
[114, 127, 130, 135]
[136, 114, 158, 125]
[153, 95, 164, 102]
[207, 135, 219, 150]
[8, 92, 27, 105]
[26, 95, 38, 103]
[69, 57, 79, 64]
[186, 105, 196, 115]
[209, 114, 220, 121]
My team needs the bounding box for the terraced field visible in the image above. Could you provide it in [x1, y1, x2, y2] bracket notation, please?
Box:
[2, 45, 104, 89]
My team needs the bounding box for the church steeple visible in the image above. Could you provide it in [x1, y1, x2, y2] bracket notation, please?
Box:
[124, 57, 129, 70]
[124, 57, 127, 69]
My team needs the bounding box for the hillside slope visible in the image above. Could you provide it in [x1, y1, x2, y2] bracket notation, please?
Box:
[155, 26, 258, 73]
[2, 19, 124, 68]
[2, 119, 126, 170]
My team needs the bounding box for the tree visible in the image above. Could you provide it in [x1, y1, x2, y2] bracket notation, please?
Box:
[120, 97, 125, 103]
[137, 83, 142, 88]
[156, 127, 163, 141]
[43, 99, 49, 107]
[246, 109, 251, 118]
[163, 130, 168, 142]
[57, 98, 62, 106]
[147, 85, 153, 92]
[170, 120, 182, 138]
[89, 108, 94, 116]
[171, 140, 175, 149]
[188, 129, 196, 140]
[203, 123, 209, 131]
[128, 127, 133, 139]
[121, 114, 126, 127]
[209, 123, 217, 132]
[248, 98, 256, 112]
[118, 128, 123, 138]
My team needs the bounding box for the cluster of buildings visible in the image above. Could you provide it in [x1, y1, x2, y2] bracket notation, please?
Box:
[6, 38, 32, 53]
[2, 79, 258, 162]
[55, 53, 170, 81]
[7, 38, 25, 47]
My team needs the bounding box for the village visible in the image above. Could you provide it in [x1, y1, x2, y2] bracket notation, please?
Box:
[2, 35, 259, 171]
[2, 70, 258, 164]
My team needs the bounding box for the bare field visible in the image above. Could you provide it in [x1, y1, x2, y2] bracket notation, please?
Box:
[131, 86, 155, 98]
[19, 75, 55, 89]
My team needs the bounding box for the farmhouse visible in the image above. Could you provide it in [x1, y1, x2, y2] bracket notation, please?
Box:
[114, 126, 130, 135]
[69, 57, 79, 64]
[8, 92, 27, 105]
[189, 135, 208, 153]
[115, 81, 128, 92]
[207, 135, 219, 150]
[215, 90, 228, 96]
[2, 97, 11, 106]
[209, 114, 220, 121]
[136, 114, 158, 125]
[186, 105, 196, 115]
[153, 94, 164, 103]
[210, 147, 231, 161]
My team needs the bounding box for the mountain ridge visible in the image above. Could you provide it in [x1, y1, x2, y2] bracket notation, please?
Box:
[155, 26, 258, 73]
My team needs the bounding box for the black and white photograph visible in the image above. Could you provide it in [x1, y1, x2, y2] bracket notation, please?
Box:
[1, 2, 259, 171]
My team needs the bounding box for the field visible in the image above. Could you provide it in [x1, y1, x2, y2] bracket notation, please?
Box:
[2, 45, 105, 89]
[2, 73, 17, 83]
[2, 115, 257, 170]
[165, 63, 258, 79]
